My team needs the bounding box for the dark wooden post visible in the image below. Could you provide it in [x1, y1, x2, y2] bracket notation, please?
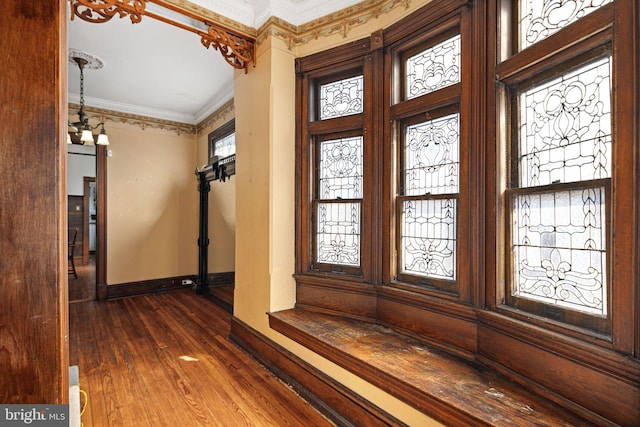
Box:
[0, 0, 69, 403]
[196, 171, 211, 295]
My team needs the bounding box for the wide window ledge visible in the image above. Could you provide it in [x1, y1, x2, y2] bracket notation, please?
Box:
[269, 309, 595, 426]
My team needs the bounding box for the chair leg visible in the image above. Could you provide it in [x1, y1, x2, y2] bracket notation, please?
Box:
[69, 256, 77, 279]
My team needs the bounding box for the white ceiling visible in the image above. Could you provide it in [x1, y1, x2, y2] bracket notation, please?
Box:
[68, 0, 361, 125]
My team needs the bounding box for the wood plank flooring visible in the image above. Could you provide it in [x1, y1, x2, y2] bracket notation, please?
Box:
[69, 290, 333, 426]
[69, 256, 96, 303]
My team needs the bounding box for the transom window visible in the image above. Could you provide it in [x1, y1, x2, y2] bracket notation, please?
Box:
[208, 119, 236, 163]
[214, 132, 236, 158]
[406, 34, 460, 99]
[518, 0, 613, 50]
[319, 75, 364, 120]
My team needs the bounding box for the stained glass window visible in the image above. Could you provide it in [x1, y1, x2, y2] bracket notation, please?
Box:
[400, 113, 459, 281]
[511, 56, 612, 316]
[319, 136, 363, 200]
[405, 114, 460, 195]
[519, 0, 613, 50]
[316, 202, 360, 266]
[519, 56, 612, 186]
[512, 188, 607, 315]
[319, 75, 364, 120]
[401, 199, 456, 279]
[406, 35, 460, 99]
[315, 136, 363, 267]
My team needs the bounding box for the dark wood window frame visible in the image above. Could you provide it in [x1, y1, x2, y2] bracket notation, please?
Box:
[502, 43, 614, 335]
[312, 130, 365, 276]
[490, 1, 633, 343]
[389, 13, 471, 298]
[208, 119, 235, 155]
[293, 0, 639, 423]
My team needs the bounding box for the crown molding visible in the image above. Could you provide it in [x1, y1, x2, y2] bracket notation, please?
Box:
[257, 0, 412, 48]
[69, 103, 197, 135]
[194, 86, 234, 124]
[69, 93, 197, 124]
[70, 97, 236, 136]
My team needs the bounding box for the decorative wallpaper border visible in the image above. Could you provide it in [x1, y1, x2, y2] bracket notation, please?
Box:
[197, 98, 235, 133]
[257, 0, 412, 49]
[70, 99, 236, 136]
[164, 0, 257, 38]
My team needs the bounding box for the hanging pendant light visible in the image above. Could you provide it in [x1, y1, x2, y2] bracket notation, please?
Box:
[68, 54, 109, 146]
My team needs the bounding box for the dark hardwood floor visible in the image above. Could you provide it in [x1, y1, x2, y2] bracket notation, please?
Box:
[69, 255, 95, 303]
[69, 290, 334, 426]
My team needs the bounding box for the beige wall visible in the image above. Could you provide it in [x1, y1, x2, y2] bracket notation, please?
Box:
[232, 0, 441, 424]
[234, 41, 274, 325]
[105, 121, 198, 284]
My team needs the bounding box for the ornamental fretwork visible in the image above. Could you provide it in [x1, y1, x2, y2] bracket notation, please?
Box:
[70, 0, 256, 72]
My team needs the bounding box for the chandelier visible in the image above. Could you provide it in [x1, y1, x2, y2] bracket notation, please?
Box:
[68, 54, 109, 146]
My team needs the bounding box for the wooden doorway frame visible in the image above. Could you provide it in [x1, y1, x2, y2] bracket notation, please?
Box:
[82, 176, 95, 265]
[96, 144, 107, 299]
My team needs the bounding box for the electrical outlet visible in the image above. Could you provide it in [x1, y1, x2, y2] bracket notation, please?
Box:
[182, 279, 193, 286]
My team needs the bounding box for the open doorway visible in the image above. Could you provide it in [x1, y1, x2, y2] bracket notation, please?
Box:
[68, 143, 105, 302]
[67, 144, 95, 301]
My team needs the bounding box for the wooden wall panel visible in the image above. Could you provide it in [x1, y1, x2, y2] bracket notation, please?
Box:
[296, 280, 377, 321]
[0, 0, 68, 403]
[478, 325, 640, 426]
[377, 294, 478, 356]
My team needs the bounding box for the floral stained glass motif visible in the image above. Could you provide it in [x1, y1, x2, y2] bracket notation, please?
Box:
[519, 0, 613, 50]
[315, 135, 363, 267]
[400, 113, 459, 281]
[319, 75, 364, 120]
[512, 55, 612, 316]
[512, 187, 607, 315]
[519, 56, 611, 186]
[316, 202, 360, 266]
[405, 113, 460, 195]
[406, 34, 460, 99]
[401, 199, 456, 280]
[319, 136, 363, 200]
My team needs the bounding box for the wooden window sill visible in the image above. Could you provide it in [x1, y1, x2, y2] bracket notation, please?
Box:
[269, 309, 595, 426]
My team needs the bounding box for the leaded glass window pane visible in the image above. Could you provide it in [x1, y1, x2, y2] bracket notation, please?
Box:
[316, 202, 360, 266]
[319, 136, 363, 199]
[214, 133, 236, 158]
[406, 34, 460, 99]
[405, 113, 459, 195]
[519, 0, 613, 50]
[319, 75, 364, 120]
[511, 187, 607, 316]
[401, 199, 456, 280]
[519, 56, 612, 187]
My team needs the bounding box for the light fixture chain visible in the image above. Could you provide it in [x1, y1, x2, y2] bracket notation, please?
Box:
[79, 65, 85, 112]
